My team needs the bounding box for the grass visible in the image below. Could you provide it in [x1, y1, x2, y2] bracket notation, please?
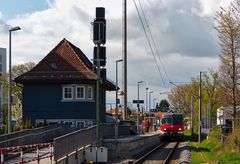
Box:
[185, 129, 240, 163]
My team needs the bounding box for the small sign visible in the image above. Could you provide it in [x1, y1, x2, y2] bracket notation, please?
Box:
[133, 100, 144, 104]
[117, 98, 120, 104]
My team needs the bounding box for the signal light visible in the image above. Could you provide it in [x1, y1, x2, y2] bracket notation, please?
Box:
[93, 7, 106, 45]
[96, 7, 105, 19]
[93, 46, 106, 66]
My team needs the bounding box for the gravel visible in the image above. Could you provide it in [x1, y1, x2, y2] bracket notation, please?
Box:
[178, 141, 191, 164]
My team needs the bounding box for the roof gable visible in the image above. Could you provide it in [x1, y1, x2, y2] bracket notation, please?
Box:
[15, 38, 97, 82]
[32, 38, 93, 73]
[15, 38, 116, 91]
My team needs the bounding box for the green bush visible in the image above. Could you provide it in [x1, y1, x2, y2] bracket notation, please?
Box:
[23, 118, 32, 129]
[13, 124, 23, 131]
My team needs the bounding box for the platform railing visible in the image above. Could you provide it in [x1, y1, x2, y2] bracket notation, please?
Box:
[54, 123, 137, 161]
[0, 142, 54, 163]
[0, 124, 73, 148]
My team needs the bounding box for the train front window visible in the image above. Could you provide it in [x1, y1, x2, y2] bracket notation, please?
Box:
[162, 115, 183, 125]
[162, 117, 172, 125]
[172, 115, 183, 125]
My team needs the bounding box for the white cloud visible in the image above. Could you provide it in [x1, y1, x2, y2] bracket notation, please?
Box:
[198, 0, 231, 17]
[0, 0, 223, 104]
[198, 0, 220, 17]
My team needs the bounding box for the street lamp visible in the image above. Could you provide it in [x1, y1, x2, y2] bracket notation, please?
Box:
[115, 59, 123, 139]
[137, 81, 143, 133]
[153, 98, 157, 109]
[145, 87, 148, 113]
[8, 26, 21, 134]
[198, 71, 206, 143]
[159, 92, 170, 95]
[149, 91, 153, 112]
[115, 59, 123, 116]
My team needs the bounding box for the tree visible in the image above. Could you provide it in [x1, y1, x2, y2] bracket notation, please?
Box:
[202, 69, 221, 124]
[168, 84, 193, 115]
[168, 72, 221, 131]
[158, 99, 170, 112]
[12, 62, 35, 102]
[215, 1, 240, 131]
[2, 62, 35, 126]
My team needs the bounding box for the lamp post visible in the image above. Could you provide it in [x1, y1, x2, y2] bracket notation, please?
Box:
[8, 26, 21, 134]
[137, 81, 143, 133]
[115, 59, 123, 139]
[153, 98, 157, 109]
[145, 87, 148, 113]
[115, 59, 123, 116]
[149, 91, 153, 112]
[159, 92, 170, 95]
[122, 0, 127, 121]
[198, 71, 203, 143]
[198, 71, 207, 142]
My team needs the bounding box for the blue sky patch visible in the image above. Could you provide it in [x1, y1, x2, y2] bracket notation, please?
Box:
[0, 0, 49, 20]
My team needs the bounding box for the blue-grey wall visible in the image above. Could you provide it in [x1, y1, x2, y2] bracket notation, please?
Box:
[22, 83, 106, 124]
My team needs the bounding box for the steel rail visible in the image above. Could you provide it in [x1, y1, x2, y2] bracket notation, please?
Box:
[134, 142, 166, 164]
[133, 141, 179, 164]
[163, 141, 179, 164]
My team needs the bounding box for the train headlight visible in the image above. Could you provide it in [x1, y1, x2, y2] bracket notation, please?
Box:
[179, 128, 182, 131]
[164, 128, 167, 131]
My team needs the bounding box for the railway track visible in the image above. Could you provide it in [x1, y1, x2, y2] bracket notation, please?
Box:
[134, 141, 179, 164]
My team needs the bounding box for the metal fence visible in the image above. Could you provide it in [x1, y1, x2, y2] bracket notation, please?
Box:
[54, 123, 137, 161]
[0, 124, 73, 148]
[54, 126, 96, 161]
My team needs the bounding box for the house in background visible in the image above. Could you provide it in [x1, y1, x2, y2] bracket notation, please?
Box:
[217, 106, 240, 126]
[15, 38, 115, 128]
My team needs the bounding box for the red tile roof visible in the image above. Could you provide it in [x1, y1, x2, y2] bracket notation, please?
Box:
[15, 38, 115, 90]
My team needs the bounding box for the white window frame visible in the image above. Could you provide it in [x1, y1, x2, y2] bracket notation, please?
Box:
[87, 86, 93, 100]
[76, 86, 85, 99]
[63, 86, 73, 100]
[77, 121, 85, 128]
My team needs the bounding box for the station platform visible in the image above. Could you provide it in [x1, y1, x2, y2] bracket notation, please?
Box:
[102, 130, 161, 163]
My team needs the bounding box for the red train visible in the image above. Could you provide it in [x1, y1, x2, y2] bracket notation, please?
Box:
[160, 113, 184, 140]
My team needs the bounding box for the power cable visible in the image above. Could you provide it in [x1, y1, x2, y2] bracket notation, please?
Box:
[133, 0, 167, 88]
[138, 0, 171, 84]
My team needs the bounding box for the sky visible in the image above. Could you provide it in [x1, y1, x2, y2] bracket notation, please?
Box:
[0, 0, 231, 109]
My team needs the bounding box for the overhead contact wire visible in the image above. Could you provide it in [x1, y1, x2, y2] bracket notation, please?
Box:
[133, 0, 166, 88]
[138, 0, 171, 85]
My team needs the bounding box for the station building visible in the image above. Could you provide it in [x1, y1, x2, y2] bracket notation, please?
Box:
[15, 39, 116, 128]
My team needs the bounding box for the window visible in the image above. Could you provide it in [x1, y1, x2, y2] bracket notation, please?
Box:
[76, 86, 85, 99]
[50, 63, 57, 69]
[172, 115, 183, 125]
[77, 121, 85, 128]
[62, 85, 94, 101]
[63, 86, 73, 99]
[87, 87, 93, 100]
[162, 115, 183, 125]
[162, 117, 172, 125]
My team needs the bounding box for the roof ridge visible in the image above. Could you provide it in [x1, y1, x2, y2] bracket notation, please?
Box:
[64, 39, 94, 74]
[31, 39, 66, 72]
[64, 39, 94, 69]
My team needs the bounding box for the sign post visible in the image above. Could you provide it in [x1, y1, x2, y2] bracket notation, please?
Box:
[133, 99, 144, 133]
